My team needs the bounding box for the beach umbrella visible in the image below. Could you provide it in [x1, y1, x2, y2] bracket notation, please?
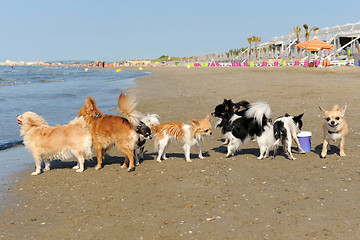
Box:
[294, 37, 333, 51]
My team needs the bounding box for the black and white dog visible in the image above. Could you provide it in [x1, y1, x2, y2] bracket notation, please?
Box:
[212, 99, 274, 159]
[273, 113, 305, 160]
[134, 114, 160, 165]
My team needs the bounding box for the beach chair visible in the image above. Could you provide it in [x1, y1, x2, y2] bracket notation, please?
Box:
[250, 62, 255, 67]
[282, 61, 287, 66]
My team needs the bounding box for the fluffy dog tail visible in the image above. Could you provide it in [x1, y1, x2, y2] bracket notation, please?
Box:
[245, 101, 271, 126]
[141, 114, 160, 127]
[118, 92, 142, 126]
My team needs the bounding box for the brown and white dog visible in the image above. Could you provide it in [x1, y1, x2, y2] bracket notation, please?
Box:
[79, 93, 140, 172]
[319, 104, 348, 158]
[151, 114, 212, 162]
[17, 112, 92, 175]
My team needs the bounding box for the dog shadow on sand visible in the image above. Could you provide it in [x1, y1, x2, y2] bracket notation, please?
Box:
[313, 144, 342, 157]
[47, 149, 212, 171]
[47, 143, 339, 171]
[212, 139, 308, 160]
[137, 150, 211, 164]
[48, 155, 127, 171]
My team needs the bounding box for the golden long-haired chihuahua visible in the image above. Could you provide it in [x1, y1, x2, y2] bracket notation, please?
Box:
[79, 93, 139, 172]
[151, 114, 212, 163]
[319, 104, 348, 158]
[17, 112, 92, 175]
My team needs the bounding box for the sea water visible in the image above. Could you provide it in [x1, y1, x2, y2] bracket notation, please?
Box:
[0, 65, 149, 195]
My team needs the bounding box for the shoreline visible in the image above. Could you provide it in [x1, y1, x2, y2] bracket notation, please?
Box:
[1, 66, 360, 239]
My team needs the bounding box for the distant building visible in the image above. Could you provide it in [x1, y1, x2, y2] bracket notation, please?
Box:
[264, 22, 360, 55]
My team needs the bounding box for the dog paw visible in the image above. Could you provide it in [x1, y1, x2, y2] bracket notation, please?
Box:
[300, 150, 306, 154]
[31, 171, 41, 176]
[127, 167, 135, 172]
[95, 164, 103, 170]
[320, 153, 327, 158]
[199, 156, 204, 159]
[76, 169, 84, 173]
[120, 164, 128, 169]
[340, 152, 346, 157]
[186, 159, 192, 162]
[257, 156, 263, 160]
[72, 165, 80, 170]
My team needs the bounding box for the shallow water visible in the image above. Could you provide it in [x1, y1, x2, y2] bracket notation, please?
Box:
[0, 65, 149, 193]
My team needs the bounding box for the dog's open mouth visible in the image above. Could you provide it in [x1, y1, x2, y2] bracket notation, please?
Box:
[17, 118, 23, 125]
[328, 123, 338, 128]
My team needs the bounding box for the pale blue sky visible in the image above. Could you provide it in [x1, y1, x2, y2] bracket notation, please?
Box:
[1, 0, 359, 62]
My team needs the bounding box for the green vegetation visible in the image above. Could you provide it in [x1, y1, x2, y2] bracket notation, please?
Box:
[303, 24, 319, 41]
[292, 26, 302, 53]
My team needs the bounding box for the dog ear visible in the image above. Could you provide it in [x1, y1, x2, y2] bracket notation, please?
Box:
[319, 106, 327, 114]
[26, 113, 47, 127]
[340, 104, 347, 116]
[190, 119, 199, 126]
[285, 113, 290, 117]
[297, 113, 304, 119]
[206, 114, 211, 120]
[84, 97, 95, 114]
[224, 100, 232, 111]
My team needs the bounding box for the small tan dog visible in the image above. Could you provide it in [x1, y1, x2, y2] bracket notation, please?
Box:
[151, 114, 212, 163]
[319, 104, 348, 158]
[17, 112, 92, 175]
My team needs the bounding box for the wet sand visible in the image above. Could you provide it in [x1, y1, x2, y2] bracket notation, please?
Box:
[1, 66, 360, 239]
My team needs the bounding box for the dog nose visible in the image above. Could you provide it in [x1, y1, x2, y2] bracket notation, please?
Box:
[331, 121, 335, 125]
[149, 136, 152, 139]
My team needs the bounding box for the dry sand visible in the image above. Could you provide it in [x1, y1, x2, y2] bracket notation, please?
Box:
[1, 66, 360, 239]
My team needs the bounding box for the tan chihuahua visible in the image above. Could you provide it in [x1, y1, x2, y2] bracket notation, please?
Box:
[319, 104, 348, 158]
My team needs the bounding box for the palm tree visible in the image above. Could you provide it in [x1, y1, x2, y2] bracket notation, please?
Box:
[303, 24, 320, 41]
[292, 26, 302, 53]
[252, 36, 262, 60]
[247, 37, 253, 60]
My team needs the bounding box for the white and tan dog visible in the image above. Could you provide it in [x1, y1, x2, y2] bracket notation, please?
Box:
[17, 112, 92, 175]
[319, 104, 348, 158]
[151, 114, 212, 163]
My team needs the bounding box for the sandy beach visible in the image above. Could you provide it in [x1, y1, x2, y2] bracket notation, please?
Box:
[1, 66, 360, 239]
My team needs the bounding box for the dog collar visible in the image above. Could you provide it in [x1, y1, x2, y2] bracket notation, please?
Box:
[94, 113, 100, 118]
[328, 130, 338, 134]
